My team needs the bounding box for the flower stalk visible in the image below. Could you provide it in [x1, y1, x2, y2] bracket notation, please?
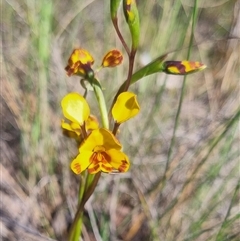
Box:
[90, 77, 109, 129]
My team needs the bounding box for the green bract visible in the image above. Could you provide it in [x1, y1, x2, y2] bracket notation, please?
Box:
[123, 0, 140, 50]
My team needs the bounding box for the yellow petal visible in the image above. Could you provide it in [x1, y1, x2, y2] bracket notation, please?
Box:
[88, 161, 113, 174]
[71, 49, 94, 65]
[61, 120, 81, 135]
[61, 119, 73, 131]
[112, 92, 140, 124]
[61, 93, 90, 126]
[107, 149, 130, 172]
[70, 151, 92, 174]
[80, 128, 122, 152]
[86, 115, 99, 130]
[88, 162, 101, 174]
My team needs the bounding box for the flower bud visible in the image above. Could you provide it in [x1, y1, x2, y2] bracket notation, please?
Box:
[65, 49, 94, 78]
[123, 0, 140, 50]
[163, 61, 206, 75]
[101, 49, 123, 67]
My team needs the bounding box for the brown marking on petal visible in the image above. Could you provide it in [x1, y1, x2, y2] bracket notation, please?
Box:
[118, 160, 129, 172]
[174, 62, 186, 74]
[182, 61, 206, 73]
[88, 164, 100, 174]
[189, 61, 197, 68]
[126, 3, 131, 12]
[90, 152, 99, 164]
[126, 0, 135, 10]
[73, 163, 81, 174]
[65, 61, 81, 76]
[164, 61, 186, 74]
[100, 152, 111, 162]
[90, 150, 111, 172]
[189, 61, 200, 68]
[101, 163, 113, 173]
[65, 65, 76, 76]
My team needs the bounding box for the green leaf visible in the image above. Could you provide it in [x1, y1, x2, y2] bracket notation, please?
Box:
[130, 54, 168, 84]
[113, 54, 167, 103]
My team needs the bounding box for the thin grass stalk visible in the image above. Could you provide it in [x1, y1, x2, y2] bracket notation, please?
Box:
[165, 0, 199, 173]
[38, 0, 52, 138]
[146, 2, 200, 221]
[158, 107, 240, 221]
[215, 180, 240, 240]
[71, 170, 88, 240]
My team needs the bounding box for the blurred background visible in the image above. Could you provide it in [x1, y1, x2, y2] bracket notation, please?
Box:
[1, 0, 239, 240]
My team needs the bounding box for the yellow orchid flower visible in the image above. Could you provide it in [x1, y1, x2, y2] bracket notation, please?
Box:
[65, 48, 94, 78]
[112, 92, 140, 124]
[71, 128, 130, 174]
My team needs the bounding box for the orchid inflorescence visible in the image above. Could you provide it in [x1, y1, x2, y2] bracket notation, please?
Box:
[62, 49, 139, 175]
[61, 1, 206, 240]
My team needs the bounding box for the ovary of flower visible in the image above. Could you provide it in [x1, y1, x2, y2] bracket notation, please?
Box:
[112, 92, 140, 124]
[61, 93, 90, 126]
[70, 128, 130, 174]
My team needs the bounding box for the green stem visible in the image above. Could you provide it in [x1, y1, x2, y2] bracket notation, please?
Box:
[78, 170, 88, 204]
[84, 173, 96, 191]
[112, 18, 130, 55]
[112, 48, 136, 133]
[71, 169, 88, 241]
[70, 214, 83, 241]
[91, 78, 109, 129]
[68, 172, 101, 241]
[124, 49, 136, 92]
[112, 122, 120, 136]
